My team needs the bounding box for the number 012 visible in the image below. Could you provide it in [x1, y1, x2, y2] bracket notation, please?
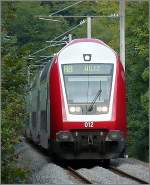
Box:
[84, 121, 94, 127]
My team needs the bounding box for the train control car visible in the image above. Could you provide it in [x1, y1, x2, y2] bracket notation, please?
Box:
[25, 38, 127, 163]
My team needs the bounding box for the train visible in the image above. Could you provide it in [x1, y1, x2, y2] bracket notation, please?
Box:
[25, 38, 127, 164]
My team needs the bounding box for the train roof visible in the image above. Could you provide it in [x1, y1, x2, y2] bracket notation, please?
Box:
[57, 38, 117, 64]
[59, 38, 116, 53]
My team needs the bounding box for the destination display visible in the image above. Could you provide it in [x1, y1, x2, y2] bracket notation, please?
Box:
[62, 64, 114, 75]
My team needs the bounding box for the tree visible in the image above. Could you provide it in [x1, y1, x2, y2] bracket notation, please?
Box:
[125, 1, 149, 161]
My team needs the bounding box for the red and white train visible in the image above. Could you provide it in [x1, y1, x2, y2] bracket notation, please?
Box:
[25, 38, 127, 163]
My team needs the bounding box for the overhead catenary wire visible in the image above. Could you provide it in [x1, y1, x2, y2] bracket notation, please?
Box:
[26, 13, 118, 60]
[28, 42, 66, 57]
[48, 19, 86, 42]
[33, 56, 52, 64]
[40, 15, 119, 18]
[39, 17, 62, 22]
[28, 64, 45, 68]
[40, 55, 54, 58]
[49, 0, 83, 16]
[27, 20, 86, 58]
[46, 40, 67, 43]
[34, 58, 52, 64]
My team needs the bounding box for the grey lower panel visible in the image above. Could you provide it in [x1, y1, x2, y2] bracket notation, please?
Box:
[50, 140, 125, 160]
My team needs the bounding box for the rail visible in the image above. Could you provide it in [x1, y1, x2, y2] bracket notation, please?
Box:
[110, 166, 149, 184]
[67, 166, 92, 184]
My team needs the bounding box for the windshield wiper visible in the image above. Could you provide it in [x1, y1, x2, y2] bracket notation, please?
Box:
[87, 89, 102, 112]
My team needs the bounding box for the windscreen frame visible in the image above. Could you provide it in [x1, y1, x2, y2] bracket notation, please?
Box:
[61, 63, 114, 115]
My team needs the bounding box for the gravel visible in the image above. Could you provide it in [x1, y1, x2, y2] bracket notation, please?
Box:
[31, 163, 75, 184]
[17, 141, 49, 175]
[77, 166, 138, 184]
[16, 140, 149, 184]
[17, 140, 83, 184]
[113, 158, 149, 182]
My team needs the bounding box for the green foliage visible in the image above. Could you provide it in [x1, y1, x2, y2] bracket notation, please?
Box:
[2, 2, 28, 183]
[1, 50, 29, 181]
[125, 1, 149, 161]
[1, 93, 28, 183]
[2, 160, 29, 184]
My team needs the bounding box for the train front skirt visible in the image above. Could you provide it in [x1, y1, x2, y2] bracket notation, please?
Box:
[50, 130, 125, 160]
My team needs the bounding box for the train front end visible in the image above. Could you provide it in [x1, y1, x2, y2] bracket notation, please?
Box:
[50, 38, 127, 160]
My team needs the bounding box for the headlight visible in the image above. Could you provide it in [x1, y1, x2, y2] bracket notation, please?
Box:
[75, 106, 81, 112]
[56, 131, 74, 142]
[97, 106, 102, 112]
[105, 130, 122, 141]
[69, 106, 76, 113]
[97, 106, 108, 113]
[69, 106, 81, 113]
[101, 106, 108, 112]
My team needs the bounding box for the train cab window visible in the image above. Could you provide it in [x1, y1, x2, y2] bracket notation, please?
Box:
[40, 62, 51, 82]
[62, 63, 114, 115]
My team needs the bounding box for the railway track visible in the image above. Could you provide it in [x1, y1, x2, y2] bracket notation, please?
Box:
[14, 141, 149, 184]
[67, 165, 149, 184]
[109, 166, 149, 184]
[67, 166, 92, 184]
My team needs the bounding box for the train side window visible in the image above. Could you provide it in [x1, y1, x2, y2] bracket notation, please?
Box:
[32, 112, 37, 128]
[40, 110, 47, 131]
[26, 114, 30, 126]
[31, 79, 36, 89]
[30, 72, 39, 90]
[40, 62, 50, 82]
